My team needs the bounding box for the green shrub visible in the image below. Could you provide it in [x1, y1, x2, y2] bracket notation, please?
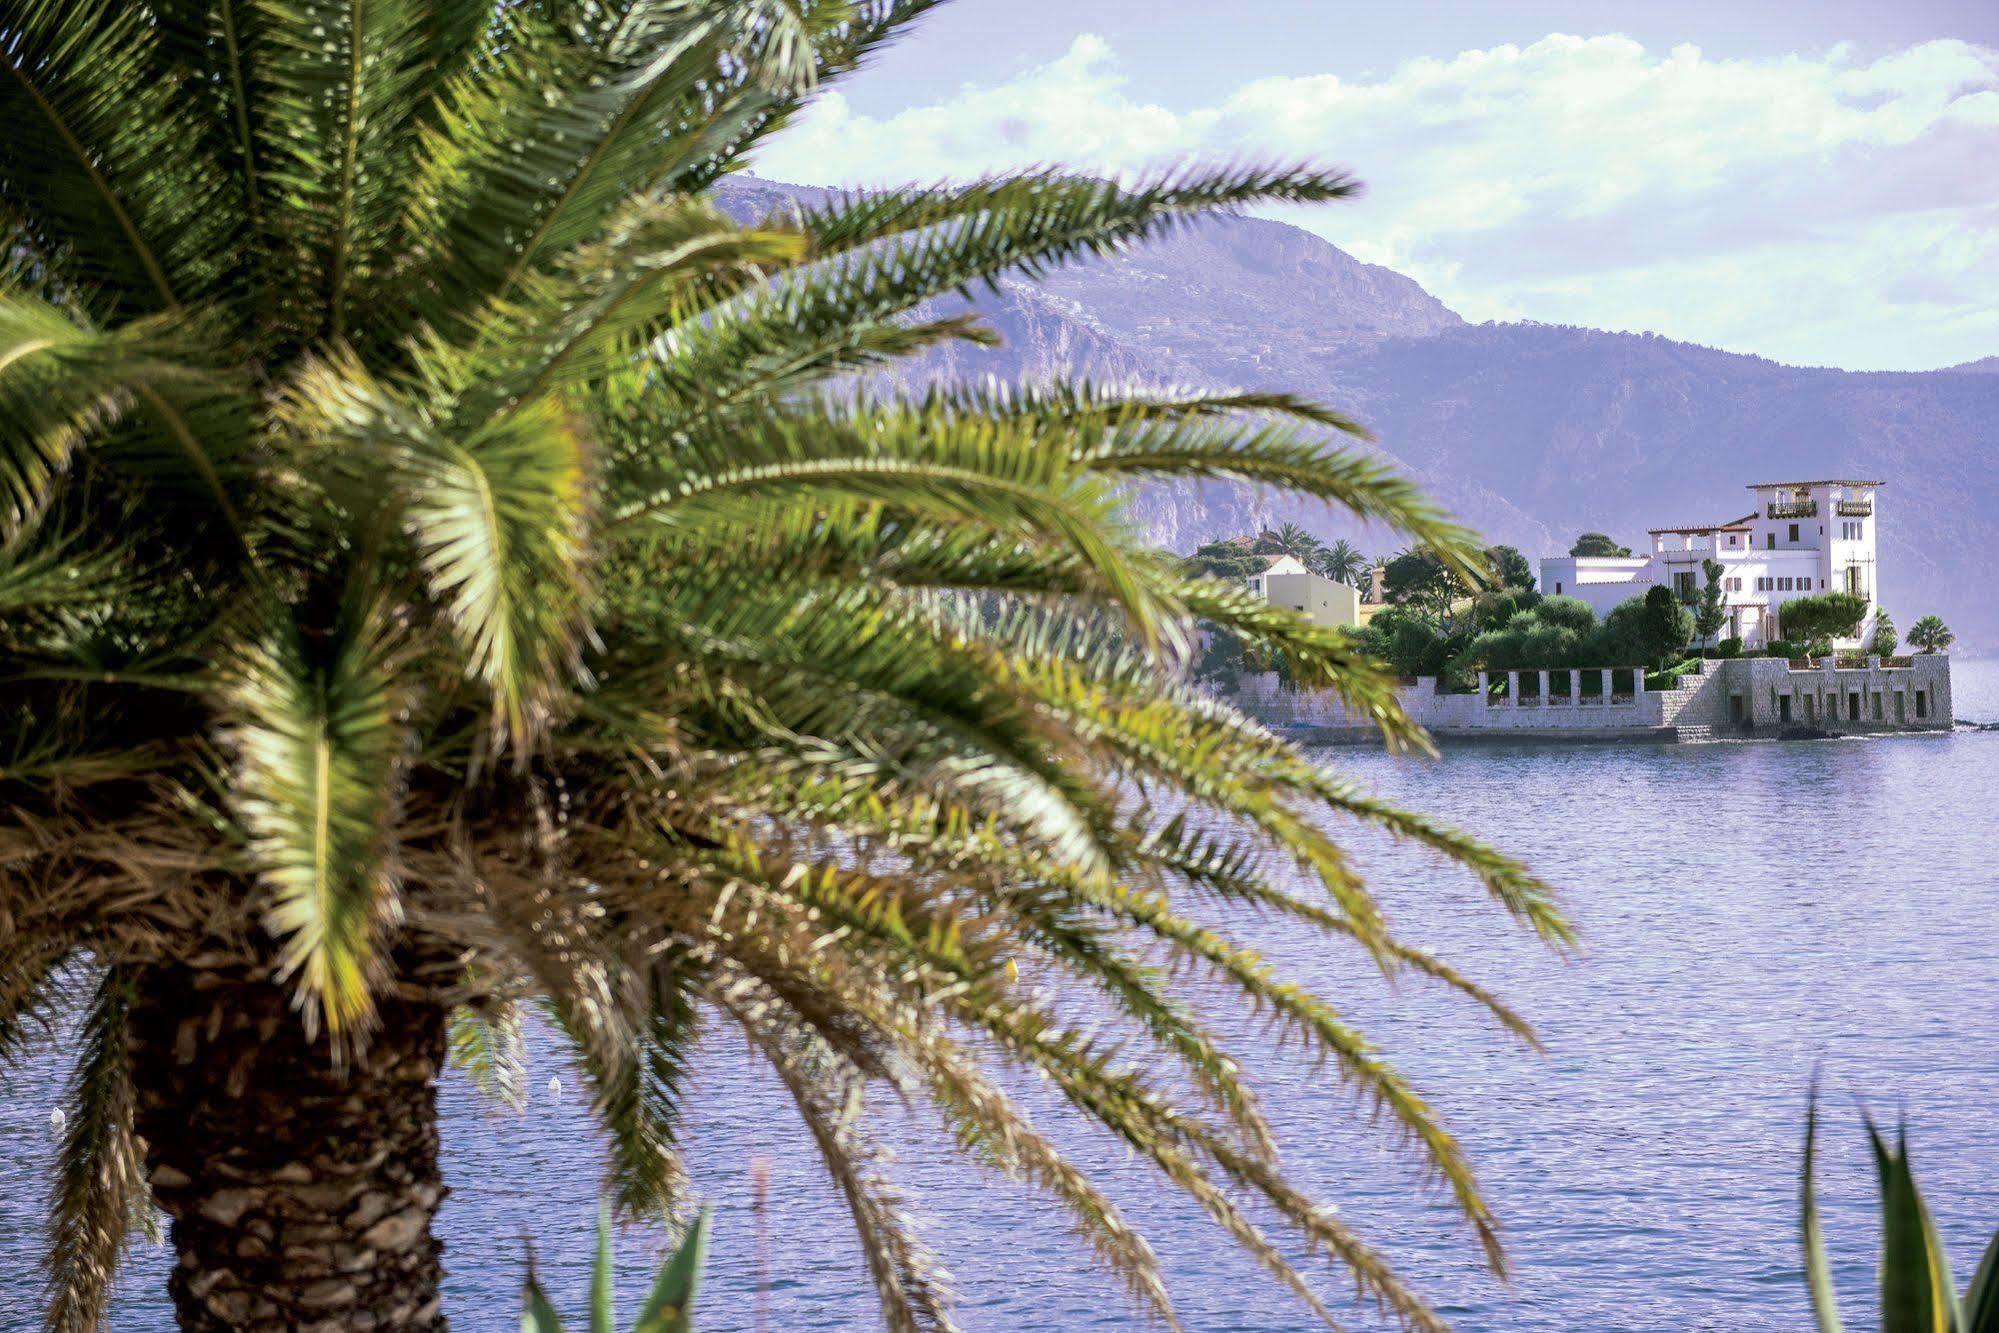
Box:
[1644, 659, 1702, 690]
[1764, 639, 1799, 659]
[1535, 595, 1599, 634]
[1715, 637, 1743, 659]
[1193, 627, 1246, 690]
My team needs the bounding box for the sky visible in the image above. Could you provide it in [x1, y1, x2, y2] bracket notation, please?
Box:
[750, 2, 1999, 372]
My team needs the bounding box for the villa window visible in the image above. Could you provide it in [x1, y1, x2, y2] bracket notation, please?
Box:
[1767, 534, 1776, 550]
[1788, 523, 1799, 542]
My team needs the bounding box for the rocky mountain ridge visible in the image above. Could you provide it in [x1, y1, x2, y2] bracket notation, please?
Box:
[717, 177, 1999, 651]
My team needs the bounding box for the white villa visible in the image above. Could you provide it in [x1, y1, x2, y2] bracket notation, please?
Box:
[1246, 554, 1361, 630]
[1538, 478, 1883, 649]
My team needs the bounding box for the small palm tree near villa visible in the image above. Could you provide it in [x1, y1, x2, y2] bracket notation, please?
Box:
[0, 2, 1567, 1329]
[1317, 536, 1371, 585]
[1909, 615, 1956, 654]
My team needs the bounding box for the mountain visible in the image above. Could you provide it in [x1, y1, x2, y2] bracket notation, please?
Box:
[1947, 355, 1999, 373]
[715, 177, 1999, 651]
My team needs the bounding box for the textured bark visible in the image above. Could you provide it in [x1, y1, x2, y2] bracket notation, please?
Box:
[127, 952, 454, 1331]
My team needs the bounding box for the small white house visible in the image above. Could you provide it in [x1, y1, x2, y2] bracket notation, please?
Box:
[1538, 478, 1883, 650]
[1247, 555, 1362, 630]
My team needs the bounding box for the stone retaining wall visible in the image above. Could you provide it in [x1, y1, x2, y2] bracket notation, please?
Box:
[1228, 654, 1953, 744]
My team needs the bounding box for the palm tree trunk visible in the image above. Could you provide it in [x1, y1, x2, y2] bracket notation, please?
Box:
[127, 951, 453, 1331]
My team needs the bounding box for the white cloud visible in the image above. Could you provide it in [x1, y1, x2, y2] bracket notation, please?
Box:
[752, 32, 1999, 370]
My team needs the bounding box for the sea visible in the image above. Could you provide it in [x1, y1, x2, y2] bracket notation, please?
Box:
[4, 661, 1996, 1331]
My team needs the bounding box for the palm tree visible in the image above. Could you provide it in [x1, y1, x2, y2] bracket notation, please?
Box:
[1317, 537, 1369, 586]
[1262, 520, 1324, 568]
[0, 3, 1568, 1330]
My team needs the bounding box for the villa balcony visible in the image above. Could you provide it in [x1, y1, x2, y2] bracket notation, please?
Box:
[1766, 501, 1817, 519]
[1835, 500, 1873, 517]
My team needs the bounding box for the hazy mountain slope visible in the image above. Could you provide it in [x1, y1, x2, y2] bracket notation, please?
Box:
[713, 177, 1999, 649]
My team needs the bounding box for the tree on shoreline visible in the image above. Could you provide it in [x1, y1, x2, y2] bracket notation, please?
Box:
[0, 4, 1565, 1331]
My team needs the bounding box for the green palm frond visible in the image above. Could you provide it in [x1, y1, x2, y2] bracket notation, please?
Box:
[441, 193, 806, 417]
[916, 376, 1370, 436]
[406, 0, 822, 325]
[728, 992, 956, 1333]
[918, 1041, 1178, 1327]
[221, 598, 407, 1037]
[625, 166, 1360, 435]
[256, 0, 440, 341]
[447, 999, 528, 1112]
[1071, 416, 1480, 575]
[0, 0, 236, 313]
[400, 399, 592, 752]
[0, 509, 139, 630]
[610, 404, 1160, 636]
[280, 349, 594, 751]
[793, 165, 1362, 276]
[44, 967, 153, 1333]
[0, 296, 229, 538]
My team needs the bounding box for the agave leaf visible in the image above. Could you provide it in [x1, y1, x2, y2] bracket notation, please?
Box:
[634, 1206, 712, 1333]
[521, 1258, 568, 1333]
[1867, 1116, 1962, 1333]
[1963, 1229, 1999, 1333]
[1801, 1091, 1847, 1333]
[589, 1200, 618, 1333]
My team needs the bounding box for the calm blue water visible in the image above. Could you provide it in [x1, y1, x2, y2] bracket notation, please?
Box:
[4, 662, 1996, 1331]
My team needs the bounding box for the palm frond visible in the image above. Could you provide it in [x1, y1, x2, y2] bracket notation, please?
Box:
[406, 0, 825, 324]
[625, 165, 1361, 435]
[728, 990, 957, 1333]
[0, 296, 236, 539]
[256, 0, 437, 341]
[609, 404, 1160, 637]
[448, 998, 528, 1112]
[44, 966, 153, 1333]
[281, 351, 592, 753]
[400, 399, 593, 753]
[220, 597, 407, 1038]
[917, 1040, 1179, 1328]
[0, 0, 236, 312]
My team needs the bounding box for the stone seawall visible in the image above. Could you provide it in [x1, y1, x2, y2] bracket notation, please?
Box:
[1229, 655, 1954, 745]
